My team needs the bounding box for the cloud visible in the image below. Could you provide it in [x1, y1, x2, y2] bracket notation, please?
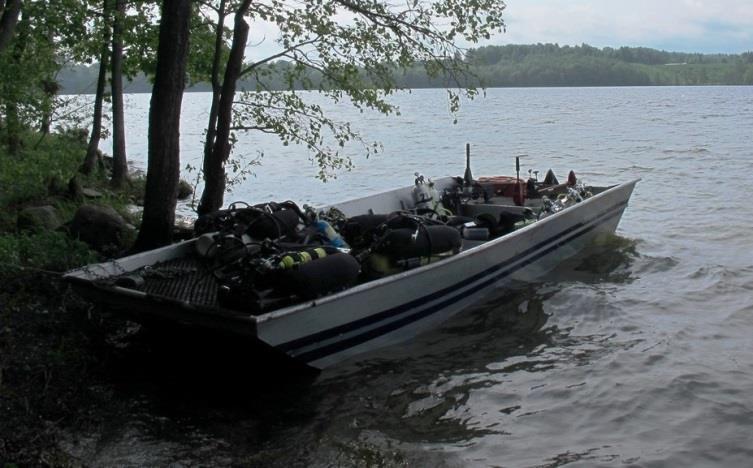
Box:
[242, 0, 753, 61]
[495, 0, 753, 52]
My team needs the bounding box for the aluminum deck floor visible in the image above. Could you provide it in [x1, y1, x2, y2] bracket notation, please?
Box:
[127, 256, 221, 308]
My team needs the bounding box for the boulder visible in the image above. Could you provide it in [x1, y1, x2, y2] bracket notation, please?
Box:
[177, 179, 193, 200]
[17, 205, 63, 232]
[70, 204, 135, 252]
[81, 187, 104, 198]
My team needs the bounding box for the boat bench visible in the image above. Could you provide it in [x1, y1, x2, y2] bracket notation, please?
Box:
[460, 202, 530, 219]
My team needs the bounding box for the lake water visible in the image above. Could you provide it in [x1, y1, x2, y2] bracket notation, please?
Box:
[75, 86, 753, 466]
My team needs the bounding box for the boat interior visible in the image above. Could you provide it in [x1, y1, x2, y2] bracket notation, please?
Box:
[71, 170, 609, 318]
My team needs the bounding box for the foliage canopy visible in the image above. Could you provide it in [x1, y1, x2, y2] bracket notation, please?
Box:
[211, 0, 506, 181]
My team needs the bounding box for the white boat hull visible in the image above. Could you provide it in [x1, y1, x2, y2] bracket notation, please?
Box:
[256, 180, 637, 369]
[65, 178, 638, 370]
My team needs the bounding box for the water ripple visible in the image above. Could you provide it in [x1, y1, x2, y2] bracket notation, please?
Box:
[61, 86, 753, 466]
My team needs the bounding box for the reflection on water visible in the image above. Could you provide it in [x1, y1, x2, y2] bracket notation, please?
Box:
[552, 233, 639, 284]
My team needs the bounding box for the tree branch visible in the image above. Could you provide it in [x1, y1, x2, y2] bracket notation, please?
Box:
[333, 0, 436, 37]
[239, 37, 320, 77]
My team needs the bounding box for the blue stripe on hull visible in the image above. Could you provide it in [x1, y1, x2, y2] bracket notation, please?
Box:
[278, 200, 628, 364]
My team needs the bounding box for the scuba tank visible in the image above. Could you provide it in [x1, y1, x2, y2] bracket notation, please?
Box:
[412, 173, 443, 211]
[280, 253, 360, 299]
[276, 247, 331, 269]
[266, 246, 361, 300]
[196, 232, 261, 264]
[412, 173, 433, 210]
[314, 220, 349, 249]
[195, 232, 218, 257]
[413, 173, 453, 217]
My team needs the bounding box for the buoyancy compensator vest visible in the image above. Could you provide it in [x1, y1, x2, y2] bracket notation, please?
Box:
[194, 201, 305, 240]
[340, 214, 391, 249]
[194, 201, 310, 261]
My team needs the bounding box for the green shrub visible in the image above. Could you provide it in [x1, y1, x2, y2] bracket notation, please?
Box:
[0, 231, 98, 276]
[0, 130, 86, 207]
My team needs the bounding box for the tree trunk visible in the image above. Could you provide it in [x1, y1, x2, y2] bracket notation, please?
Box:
[82, 48, 110, 174]
[81, 2, 112, 175]
[39, 26, 57, 135]
[200, 0, 226, 201]
[0, 0, 21, 54]
[197, 0, 251, 215]
[110, 0, 128, 188]
[133, 0, 191, 251]
[3, 15, 25, 155]
[4, 100, 20, 155]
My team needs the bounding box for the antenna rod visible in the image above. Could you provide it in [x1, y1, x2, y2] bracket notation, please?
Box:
[464, 143, 473, 186]
[516, 156, 520, 182]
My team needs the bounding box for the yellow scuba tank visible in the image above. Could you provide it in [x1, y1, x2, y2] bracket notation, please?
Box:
[277, 247, 330, 269]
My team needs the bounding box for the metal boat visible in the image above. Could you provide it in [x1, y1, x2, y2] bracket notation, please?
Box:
[64, 173, 639, 369]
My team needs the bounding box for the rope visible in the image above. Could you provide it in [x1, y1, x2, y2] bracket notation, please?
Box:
[0, 261, 66, 277]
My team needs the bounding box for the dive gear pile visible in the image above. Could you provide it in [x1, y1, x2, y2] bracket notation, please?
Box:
[187, 168, 591, 314]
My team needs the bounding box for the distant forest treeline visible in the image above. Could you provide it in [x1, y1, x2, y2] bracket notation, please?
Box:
[58, 43, 753, 94]
[463, 43, 753, 87]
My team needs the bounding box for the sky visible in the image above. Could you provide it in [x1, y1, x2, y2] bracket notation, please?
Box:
[245, 0, 753, 61]
[487, 0, 753, 53]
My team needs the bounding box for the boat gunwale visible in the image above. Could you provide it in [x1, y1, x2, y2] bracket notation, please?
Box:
[63, 177, 639, 329]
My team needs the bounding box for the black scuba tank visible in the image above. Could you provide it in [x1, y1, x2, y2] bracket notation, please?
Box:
[374, 225, 461, 259]
[278, 252, 361, 299]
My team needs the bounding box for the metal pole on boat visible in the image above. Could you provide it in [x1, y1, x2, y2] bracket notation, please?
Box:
[516, 156, 520, 182]
[464, 143, 473, 186]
